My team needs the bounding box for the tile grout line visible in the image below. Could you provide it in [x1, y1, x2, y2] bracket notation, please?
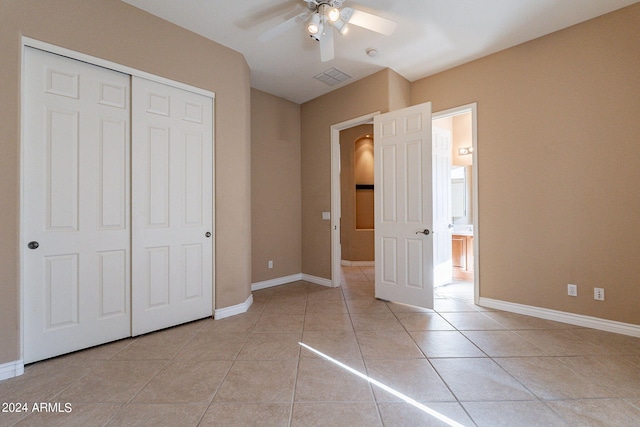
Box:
[343, 275, 386, 427]
[448, 313, 585, 425]
[389, 295, 481, 426]
[196, 294, 273, 425]
[104, 321, 210, 424]
[287, 286, 312, 427]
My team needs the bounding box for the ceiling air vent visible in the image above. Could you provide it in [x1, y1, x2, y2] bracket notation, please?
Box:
[314, 67, 351, 86]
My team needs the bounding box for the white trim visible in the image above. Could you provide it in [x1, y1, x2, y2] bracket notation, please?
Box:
[330, 112, 380, 288]
[214, 294, 253, 320]
[479, 298, 640, 338]
[252, 273, 334, 291]
[0, 360, 24, 381]
[341, 260, 375, 267]
[301, 274, 333, 288]
[432, 103, 479, 304]
[251, 274, 303, 291]
[22, 37, 215, 98]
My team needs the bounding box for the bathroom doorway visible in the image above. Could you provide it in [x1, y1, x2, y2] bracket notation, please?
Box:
[432, 104, 478, 303]
[330, 104, 478, 304]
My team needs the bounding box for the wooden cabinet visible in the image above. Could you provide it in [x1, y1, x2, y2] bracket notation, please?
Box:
[452, 234, 474, 281]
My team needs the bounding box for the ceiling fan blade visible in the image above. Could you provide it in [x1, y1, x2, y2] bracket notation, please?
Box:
[235, 0, 301, 30]
[343, 7, 397, 36]
[319, 27, 335, 62]
[258, 13, 309, 42]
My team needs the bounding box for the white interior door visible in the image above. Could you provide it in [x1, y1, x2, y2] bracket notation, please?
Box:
[23, 47, 131, 363]
[432, 126, 453, 287]
[374, 103, 434, 309]
[131, 77, 214, 336]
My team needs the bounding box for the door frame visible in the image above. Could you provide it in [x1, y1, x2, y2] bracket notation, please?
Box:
[432, 103, 479, 304]
[330, 103, 479, 304]
[19, 37, 216, 363]
[330, 112, 380, 286]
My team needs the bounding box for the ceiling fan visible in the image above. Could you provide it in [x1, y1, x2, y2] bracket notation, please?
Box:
[258, 0, 397, 62]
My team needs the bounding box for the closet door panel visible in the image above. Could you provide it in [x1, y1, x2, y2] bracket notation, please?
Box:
[23, 48, 131, 363]
[132, 77, 214, 336]
[99, 119, 128, 229]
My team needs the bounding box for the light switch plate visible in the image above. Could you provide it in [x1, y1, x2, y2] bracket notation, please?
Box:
[322, 211, 330, 220]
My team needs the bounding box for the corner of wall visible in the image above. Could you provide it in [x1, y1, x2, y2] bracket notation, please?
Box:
[386, 68, 411, 111]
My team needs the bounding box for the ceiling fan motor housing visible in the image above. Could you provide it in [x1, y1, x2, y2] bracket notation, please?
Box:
[307, 0, 345, 12]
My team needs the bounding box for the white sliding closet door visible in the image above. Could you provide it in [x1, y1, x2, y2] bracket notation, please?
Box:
[23, 47, 131, 363]
[131, 77, 214, 336]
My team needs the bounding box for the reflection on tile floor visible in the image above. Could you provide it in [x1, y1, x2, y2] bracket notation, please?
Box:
[2, 266, 640, 426]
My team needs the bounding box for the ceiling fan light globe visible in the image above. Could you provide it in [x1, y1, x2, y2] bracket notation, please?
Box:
[328, 7, 340, 22]
[308, 13, 321, 34]
[310, 22, 324, 40]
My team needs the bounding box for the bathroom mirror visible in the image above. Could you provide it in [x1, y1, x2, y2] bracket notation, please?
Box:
[451, 166, 466, 218]
[451, 165, 473, 223]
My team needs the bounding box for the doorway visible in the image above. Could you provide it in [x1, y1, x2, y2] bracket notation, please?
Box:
[432, 104, 478, 304]
[330, 104, 478, 304]
[330, 113, 379, 286]
[339, 125, 375, 267]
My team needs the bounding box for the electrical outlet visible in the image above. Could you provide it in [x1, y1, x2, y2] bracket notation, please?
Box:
[594, 287, 605, 301]
[567, 284, 578, 297]
[268, 260, 273, 269]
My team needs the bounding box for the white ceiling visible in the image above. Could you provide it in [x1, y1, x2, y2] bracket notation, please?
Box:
[121, 0, 638, 104]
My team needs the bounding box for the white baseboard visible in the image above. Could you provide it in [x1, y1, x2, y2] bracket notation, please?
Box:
[479, 297, 640, 338]
[214, 294, 253, 320]
[0, 360, 24, 381]
[251, 273, 334, 290]
[341, 260, 375, 267]
[301, 274, 333, 288]
[251, 274, 303, 291]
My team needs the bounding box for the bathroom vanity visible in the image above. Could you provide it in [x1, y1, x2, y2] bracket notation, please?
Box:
[452, 229, 474, 281]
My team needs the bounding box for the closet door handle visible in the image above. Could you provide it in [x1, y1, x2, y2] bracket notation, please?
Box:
[28, 241, 40, 250]
[205, 232, 212, 238]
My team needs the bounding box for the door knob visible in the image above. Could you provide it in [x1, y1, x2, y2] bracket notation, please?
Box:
[448, 224, 454, 228]
[205, 232, 212, 238]
[415, 229, 430, 235]
[28, 241, 39, 249]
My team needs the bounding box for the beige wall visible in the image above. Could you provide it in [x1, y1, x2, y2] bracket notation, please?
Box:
[340, 125, 374, 262]
[412, 4, 640, 324]
[301, 69, 411, 278]
[0, 0, 252, 364]
[251, 89, 302, 282]
[388, 69, 412, 112]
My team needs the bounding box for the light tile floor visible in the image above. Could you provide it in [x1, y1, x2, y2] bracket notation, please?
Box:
[1, 266, 640, 426]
